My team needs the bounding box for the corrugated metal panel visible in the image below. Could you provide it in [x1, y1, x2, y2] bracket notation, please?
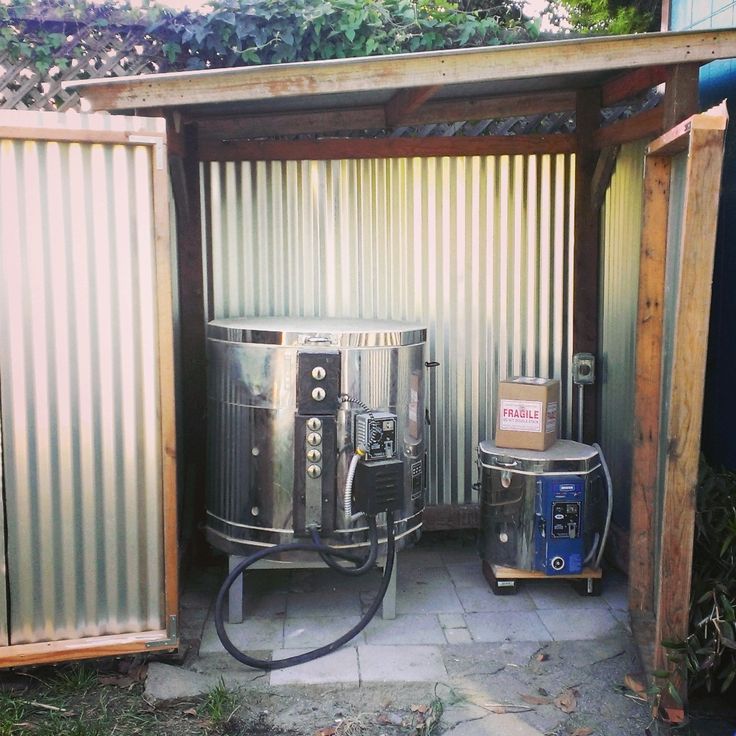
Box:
[599, 141, 646, 529]
[203, 155, 575, 505]
[0, 111, 166, 644]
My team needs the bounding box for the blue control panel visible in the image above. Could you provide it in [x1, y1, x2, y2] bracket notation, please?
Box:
[533, 476, 585, 575]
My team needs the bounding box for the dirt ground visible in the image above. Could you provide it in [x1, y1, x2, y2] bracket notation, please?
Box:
[1, 652, 735, 736]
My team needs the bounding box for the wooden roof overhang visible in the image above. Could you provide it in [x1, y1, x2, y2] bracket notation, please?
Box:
[69, 29, 736, 161]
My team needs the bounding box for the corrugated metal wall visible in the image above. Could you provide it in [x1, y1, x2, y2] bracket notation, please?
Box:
[0, 112, 166, 643]
[599, 141, 646, 529]
[202, 154, 575, 505]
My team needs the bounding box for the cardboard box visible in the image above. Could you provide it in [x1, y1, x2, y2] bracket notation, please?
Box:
[495, 377, 559, 451]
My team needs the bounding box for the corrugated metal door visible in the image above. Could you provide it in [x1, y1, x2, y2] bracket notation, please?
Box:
[0, 110, 177, 664]
[203, 154, 574, 505]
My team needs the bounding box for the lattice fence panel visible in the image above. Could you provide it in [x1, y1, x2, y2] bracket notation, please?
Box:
[0, 20, 167, 112]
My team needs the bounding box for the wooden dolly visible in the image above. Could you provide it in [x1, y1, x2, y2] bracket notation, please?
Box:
[482, 560, 603, 597]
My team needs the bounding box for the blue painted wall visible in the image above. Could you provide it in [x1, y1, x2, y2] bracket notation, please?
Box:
[669, 2, 736, 469]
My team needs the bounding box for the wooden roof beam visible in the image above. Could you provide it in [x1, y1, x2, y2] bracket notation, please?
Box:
[384, 85, 441, 126]
[198, 133, 576, 162]
[194, 90, 577, 142]
[68, 30, 736, 112]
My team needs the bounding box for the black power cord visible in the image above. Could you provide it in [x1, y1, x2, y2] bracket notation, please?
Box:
[214, 510, 396, 670]
[311, 515, 378, 576]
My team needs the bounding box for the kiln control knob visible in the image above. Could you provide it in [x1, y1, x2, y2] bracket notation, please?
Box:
[311, 366, 326, 380]
[306, 417, 322, 431]
[311, 387, 326, 401]
[307, 432, 322, 446]
[307, 464, 322, 479]
[306, 449, 322, 462]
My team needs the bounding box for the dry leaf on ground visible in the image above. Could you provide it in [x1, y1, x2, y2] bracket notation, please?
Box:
[623, 673, 647, 694]
[554, 689, 578, 713]
[520, 694, 552, 706]
[314, 728, 337, 736]
[569, 727, 594, 736]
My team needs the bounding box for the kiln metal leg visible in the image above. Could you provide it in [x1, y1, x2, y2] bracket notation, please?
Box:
[226, 553, 398, 624]
[228, 555, 245, 624]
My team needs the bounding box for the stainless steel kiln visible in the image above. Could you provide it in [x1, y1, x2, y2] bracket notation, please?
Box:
[206, 317, 427, 557]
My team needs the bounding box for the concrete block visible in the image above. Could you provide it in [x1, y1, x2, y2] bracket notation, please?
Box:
[456, 586, 536, 613]
[537, 608, 621, 640]
[284, 616, 364, 648]
[269, 646, 359, 685]
[438, 613, 467, 629]
[464, 611, 552, 642]
[444, 628, 473, 644]
[199, 616, 283, 655]
[358, 645, 448, 682]
[363, 614, 446, 645]
[144, 662, 213, 701]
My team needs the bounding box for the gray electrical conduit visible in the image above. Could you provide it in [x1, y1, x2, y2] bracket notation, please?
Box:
[591, 442, 613, 570]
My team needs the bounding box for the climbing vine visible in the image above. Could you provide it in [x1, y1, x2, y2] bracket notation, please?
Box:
[0, 0, 542, 75]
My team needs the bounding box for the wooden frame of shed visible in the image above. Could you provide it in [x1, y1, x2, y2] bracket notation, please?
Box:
[69, 29, 734, 700]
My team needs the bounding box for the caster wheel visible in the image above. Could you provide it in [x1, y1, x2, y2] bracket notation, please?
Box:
[575, 578, 602, 597]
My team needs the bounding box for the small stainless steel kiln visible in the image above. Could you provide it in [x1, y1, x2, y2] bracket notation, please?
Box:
[206, 317, 427, 557]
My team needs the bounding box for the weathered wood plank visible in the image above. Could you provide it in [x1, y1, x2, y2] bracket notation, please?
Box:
[198, 134, 576, 161]
[647, 105, 727, 156]
[593, 106, 664, 149]
[654, 124, 727, 685]
[0, 631, 175, 668]
[591, 144, 620, 212]
[70, 30, 736, 112]
[662, 63, 700, 130]
[151, 123, 179, 624]
[629, 153, 671, 614]
[193, 90, 577, 141]
[169, 122, 208, 560]
[602, 65, 669, 106]
[0, 126, 139, 144]
[572, 87, 601, 443]
[385, 85, 441, 126]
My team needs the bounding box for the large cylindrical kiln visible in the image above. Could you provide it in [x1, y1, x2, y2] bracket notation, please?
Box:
[206, 317, 427, 557]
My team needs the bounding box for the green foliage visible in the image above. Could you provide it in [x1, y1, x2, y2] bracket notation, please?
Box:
[0, 0, 542, 76]
[547, 0, 658, 34]
[671, 463, 736, 694]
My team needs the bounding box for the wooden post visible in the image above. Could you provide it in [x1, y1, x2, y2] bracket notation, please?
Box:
[653, 124, 726, 693]
[169, 122, 208, 557]
[573, 88, 601, 443]
[662, 64, 701, 130]
[629, 154, 670, 619]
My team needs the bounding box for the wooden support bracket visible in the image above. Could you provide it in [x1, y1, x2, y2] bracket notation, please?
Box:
[385, 85, 441, 127]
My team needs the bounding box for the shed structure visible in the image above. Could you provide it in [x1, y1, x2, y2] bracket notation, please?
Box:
[0, 29, 733, 701]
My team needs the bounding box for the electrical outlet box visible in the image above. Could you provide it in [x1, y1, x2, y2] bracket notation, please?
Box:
[572, 353, 596, 385]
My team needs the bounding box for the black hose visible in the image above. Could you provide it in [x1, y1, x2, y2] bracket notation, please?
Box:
[310, 515, 379, 576]
[214, 511, 396, 670]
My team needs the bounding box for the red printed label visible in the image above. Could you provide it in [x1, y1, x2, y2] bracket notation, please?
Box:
[499, 399, 543, 432]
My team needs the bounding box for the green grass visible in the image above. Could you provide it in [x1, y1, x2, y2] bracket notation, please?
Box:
[0, 692, 29, 736]
[200, 677, 240, 727]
